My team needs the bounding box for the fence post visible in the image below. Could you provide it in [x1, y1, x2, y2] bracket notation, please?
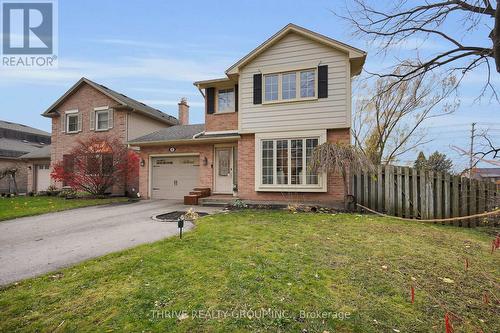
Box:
[444, 173, 450, 218]
[420, 170, 427, 219]
[436, 172, 442, 219]
[452, 176, 460, 219]
[404, 167, 410, 218]
[377, 166, 383, 212]
[461, 178, 469, 227]
[412, 168, 419, 218]
[385, 165, 395, 215]
[396, 167, 403, 217]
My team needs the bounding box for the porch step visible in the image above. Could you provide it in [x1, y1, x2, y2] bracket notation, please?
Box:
[199, 196, 236, 207]
[193, 187, 211, 197]
[184, 195, 199, 206]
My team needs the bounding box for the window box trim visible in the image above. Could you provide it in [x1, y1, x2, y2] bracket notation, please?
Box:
[262, 67, 318, 105]
[215, 88, 236, 114]
[66, 113, 79, 134]
[254, 130, 327, 192]
[95, 109, 110, 131]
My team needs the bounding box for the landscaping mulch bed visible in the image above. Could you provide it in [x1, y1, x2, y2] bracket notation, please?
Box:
[155, 211, 209, 222]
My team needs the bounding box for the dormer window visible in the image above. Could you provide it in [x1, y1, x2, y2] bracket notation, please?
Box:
[217, 89, 235, 113]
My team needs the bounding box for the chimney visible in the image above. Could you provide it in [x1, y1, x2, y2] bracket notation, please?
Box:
[178, 97, 189, 125]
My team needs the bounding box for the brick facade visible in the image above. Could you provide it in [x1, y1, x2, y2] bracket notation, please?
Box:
[137, 144, 215, 199]
[50, 84, 128, 194]
[205, 112, 238, 132]
[237, 128, 350, 205]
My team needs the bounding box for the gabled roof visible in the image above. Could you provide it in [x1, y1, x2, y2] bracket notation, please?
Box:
[226, 23, 367, 76]
[42, 78, 178, 126]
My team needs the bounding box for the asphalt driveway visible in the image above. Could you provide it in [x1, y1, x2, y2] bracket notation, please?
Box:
[0, 200, 217, 286]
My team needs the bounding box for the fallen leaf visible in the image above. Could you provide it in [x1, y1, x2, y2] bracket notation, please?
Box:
[442, 277, 454, 284]
[381, 265, 388, 270]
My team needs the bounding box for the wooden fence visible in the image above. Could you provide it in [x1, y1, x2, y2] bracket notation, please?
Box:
[352, 165, 499, 226]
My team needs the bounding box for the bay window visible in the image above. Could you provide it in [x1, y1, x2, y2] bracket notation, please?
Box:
[260, 137, 321, 189]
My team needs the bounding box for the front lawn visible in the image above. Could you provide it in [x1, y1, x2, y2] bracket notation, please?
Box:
[0, 211, 498, 332]
[0, 196, 129, 221]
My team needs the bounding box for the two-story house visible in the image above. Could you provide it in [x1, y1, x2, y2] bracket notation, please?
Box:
[42, 77, 179, 194]
[130, 23, 366, 205]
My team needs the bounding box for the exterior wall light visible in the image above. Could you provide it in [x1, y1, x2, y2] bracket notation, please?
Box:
[140, 159, 145, 167]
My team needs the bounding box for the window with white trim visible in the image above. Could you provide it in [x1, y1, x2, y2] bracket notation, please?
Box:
[260, 138, 319, 187]
[217, 88, 235, 113]
[264, 74, 278, 101]
[263, 68, 316, 103]
[95, 110, 109, 130]
[300, 70, 315, 98]
[66, 114, 79, 133]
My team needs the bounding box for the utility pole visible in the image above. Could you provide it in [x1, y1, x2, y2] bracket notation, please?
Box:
[469, 122, 476, 178]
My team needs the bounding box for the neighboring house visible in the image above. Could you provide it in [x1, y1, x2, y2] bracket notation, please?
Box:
[472, 168, 500, 190]
[41, 77, 179, 194]
[130, 24, 366, 206]
[0, 120, 51, 194]
[20, 145, 51, 193]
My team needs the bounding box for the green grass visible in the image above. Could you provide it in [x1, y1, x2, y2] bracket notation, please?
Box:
[0, 196, 129, 221]
[0, 211, 498, 332]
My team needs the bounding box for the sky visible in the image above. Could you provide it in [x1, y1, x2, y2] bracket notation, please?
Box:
[0, 0, 498, 171]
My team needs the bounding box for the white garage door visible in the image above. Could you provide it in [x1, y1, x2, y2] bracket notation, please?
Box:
[151, 156, 199, 199]
[36, 165, 51, 192]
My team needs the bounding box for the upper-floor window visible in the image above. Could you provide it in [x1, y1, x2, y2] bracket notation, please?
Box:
[217, 89, 235, 113]
[264, 74, 279, 101]
[66, 114, 79, 133]
[300, 70, 315, 98]
[263, 68, 317, 103]
[95, 110, 109, 130]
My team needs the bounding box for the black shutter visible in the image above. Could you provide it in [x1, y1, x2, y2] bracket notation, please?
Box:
[234, 84, 238, 112]
[206, 87, 215, 114]
[318, 65, 328, 98]
[253, 74, 262, 104]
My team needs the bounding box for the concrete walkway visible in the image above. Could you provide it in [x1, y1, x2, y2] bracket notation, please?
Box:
[0, 200, 218, 286]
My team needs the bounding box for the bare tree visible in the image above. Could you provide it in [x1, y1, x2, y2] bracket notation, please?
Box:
[343, 0, 499, 98]
[352, 69, 458, 165]
[0, 165, 20, 194]
[453, 130, 500, 171]
[309, 143, 374, 210]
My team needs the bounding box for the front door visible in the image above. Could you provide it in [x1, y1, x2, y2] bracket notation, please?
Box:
[214, 147, 233, 193]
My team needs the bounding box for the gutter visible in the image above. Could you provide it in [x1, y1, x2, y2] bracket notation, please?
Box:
[128, 135, 241, 147]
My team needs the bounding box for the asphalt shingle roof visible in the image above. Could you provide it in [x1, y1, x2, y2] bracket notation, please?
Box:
[42, 78, 179, 126]
[19, 145, 51, 159]
[0, 138, 47, 158]
[129, 124, 205, 143]
[0, 120, 50, 137]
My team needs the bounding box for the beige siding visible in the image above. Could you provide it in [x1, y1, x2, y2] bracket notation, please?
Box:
[239, 32, 351, 133]
[127, 112, 168, 141]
